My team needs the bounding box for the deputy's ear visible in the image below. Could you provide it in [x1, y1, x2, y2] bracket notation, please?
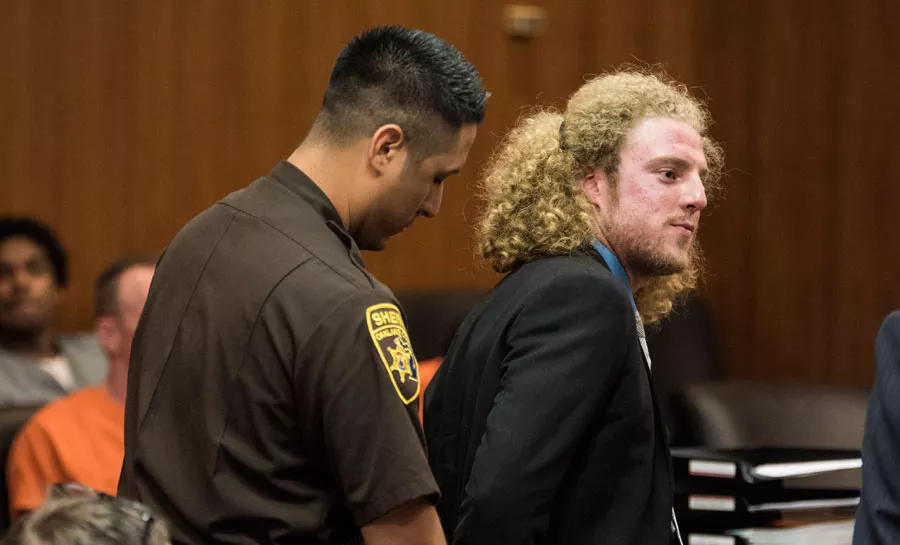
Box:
[368, 124, 405, 175]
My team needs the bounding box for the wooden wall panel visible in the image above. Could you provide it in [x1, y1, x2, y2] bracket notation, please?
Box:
[753, 0, 834, 383]
[829, 0, 900, 385]
[692, 0, 761, 383]
[1, 0, 898, 389]
[695, 0, 900, 387]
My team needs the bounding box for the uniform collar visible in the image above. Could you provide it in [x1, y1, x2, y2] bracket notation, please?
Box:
[270, 161, 344, 227]
[269, 161, 358, 253]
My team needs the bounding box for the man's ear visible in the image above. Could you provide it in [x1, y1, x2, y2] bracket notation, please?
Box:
[368, 124, 405, 175]
[581, 167, 610, 210]
[94, 316, 118, 354]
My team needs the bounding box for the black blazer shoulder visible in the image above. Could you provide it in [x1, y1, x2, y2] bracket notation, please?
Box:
[496, 253, 636, 321]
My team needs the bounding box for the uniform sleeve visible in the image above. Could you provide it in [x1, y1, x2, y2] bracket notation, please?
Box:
[455, 272, 633, 545]
[6, 415, 64, 521]
[297, 291, 439, 526]
[854, 312, 900, 545]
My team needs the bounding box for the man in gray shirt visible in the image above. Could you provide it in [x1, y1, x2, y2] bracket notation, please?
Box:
[0, 218, 107, 407]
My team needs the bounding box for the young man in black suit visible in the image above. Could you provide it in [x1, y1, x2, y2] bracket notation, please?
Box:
[424, 71, 724, 545]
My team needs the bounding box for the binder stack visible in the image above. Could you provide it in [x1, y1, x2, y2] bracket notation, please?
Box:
[671, 447, 860, 545]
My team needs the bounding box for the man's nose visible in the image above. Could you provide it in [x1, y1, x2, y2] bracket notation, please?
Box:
[420, 184, 444, 219]
[11, 268, 31, 290]
[683, 173, 708, 212]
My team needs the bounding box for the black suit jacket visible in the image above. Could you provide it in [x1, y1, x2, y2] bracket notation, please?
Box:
[855, 311, 900, 545]
[424, 251, 674, 545]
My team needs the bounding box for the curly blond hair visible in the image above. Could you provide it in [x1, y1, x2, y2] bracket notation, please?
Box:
[477, 71, 724, 324]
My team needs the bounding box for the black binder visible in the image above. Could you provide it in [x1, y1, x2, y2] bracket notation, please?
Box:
[684, 532, 750, 545]
[671, 447, 860, 538]
[671, 447, 861, 485]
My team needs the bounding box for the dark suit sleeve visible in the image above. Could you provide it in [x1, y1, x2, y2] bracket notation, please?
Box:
[854, 311, 900, 545]
[454, 271, 633, 545]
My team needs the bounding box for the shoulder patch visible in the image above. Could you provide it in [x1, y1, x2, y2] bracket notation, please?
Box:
[365, 303, 420, 405]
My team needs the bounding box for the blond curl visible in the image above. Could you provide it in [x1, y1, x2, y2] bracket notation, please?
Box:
[476, 70, 724, 324]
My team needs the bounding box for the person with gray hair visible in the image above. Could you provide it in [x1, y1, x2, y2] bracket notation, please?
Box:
[1, 483, 169, 545]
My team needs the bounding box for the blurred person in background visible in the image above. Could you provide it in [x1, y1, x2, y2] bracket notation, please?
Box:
[853, 311, 900, 544]
[0, 218, 107, 408]
[6, 255, 155, 522]
[425, 70, 724, 545]
[119, 25, 488, 545]
[1, 482, 169, 545]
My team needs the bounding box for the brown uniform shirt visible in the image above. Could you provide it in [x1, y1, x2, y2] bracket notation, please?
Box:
[118, 162, 437, 545]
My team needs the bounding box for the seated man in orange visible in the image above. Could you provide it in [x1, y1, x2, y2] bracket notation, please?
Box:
[6, 254, 155, 521]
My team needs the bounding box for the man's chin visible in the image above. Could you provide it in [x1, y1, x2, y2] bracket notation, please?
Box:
[0, 316, 46, 337]
[630, 251, 689, 278]
[356, 237, 388, 252]
[640, 263, 685, 278]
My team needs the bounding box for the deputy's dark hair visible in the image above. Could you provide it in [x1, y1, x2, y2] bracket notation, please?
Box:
[0, 217, 68, 287]
[313, 26, 489, 155]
